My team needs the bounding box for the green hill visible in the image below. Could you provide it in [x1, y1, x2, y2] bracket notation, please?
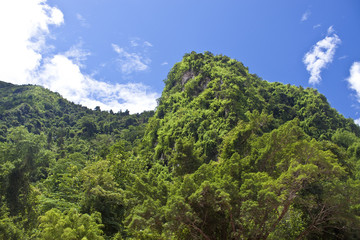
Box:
[143, 51, 359, 168]
[0, 81, 153, 148]
[1, 52, 360, 239]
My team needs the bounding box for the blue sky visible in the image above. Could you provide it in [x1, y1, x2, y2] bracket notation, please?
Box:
[0, 1, 359, 122]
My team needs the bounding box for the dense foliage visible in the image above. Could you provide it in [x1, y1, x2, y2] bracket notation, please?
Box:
[1, 52, 360, 239]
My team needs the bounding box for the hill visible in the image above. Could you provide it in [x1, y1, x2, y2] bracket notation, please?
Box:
[0, 81, 153, 151]
[143, 51, 359, 169]
[1, 52, 360, 239]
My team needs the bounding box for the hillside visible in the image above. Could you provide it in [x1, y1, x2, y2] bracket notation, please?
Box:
[1, 52, 360, 239]
[0, 81, 153, 150]
[144, 52, 359, 166]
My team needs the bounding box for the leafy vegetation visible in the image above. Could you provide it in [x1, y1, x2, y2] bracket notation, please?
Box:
[1, 52, 360, 239]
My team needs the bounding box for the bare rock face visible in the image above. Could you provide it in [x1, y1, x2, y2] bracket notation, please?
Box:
[200, 77, 210, 91]
[181, 70, 195, 86]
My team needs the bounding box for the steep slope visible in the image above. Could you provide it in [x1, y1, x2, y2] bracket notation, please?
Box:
[143, 51, 359, 170]
[123, 52, 360, 239]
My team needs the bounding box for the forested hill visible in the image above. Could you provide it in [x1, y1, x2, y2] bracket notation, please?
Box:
[143, 51, 359, 169]
[1, 52, 360, 239]
[0, 80, 153, 146]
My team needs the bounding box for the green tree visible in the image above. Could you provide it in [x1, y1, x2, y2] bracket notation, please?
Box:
[79, 160, 124, 236]
[36, 208, 104, 240]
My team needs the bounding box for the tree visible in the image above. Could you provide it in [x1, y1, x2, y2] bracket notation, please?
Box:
[36, 208, 104, 240]
[79, 160, 124, 236]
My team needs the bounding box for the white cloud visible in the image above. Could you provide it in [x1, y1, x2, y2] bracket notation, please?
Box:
[112, 44, 150, 74]
[76, 13, 90, 28]
[130, 39, 153, 48]
[355, 118, 360, 126]
[301, 10, 311, 22]
[0, 0, 159, 113]
[144, 41, 153, 47]
[303, 26, 341, 84]
[346, 62, 360, 99]
[38, 53, 159, 113]
[313, 24, 321, 29]
[0, 0, 63, 84]
[130, 39, 139, 47]
[338, 55, 348, 60]
[161, 62, 168, 66]
[64, 42, 91, 68]
[327, 26, 335, 35]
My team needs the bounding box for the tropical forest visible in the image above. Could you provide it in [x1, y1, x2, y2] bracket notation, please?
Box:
[1, 52, 360, 239]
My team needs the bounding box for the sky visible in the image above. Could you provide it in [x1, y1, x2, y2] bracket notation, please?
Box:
[0, 1, 359, 123]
